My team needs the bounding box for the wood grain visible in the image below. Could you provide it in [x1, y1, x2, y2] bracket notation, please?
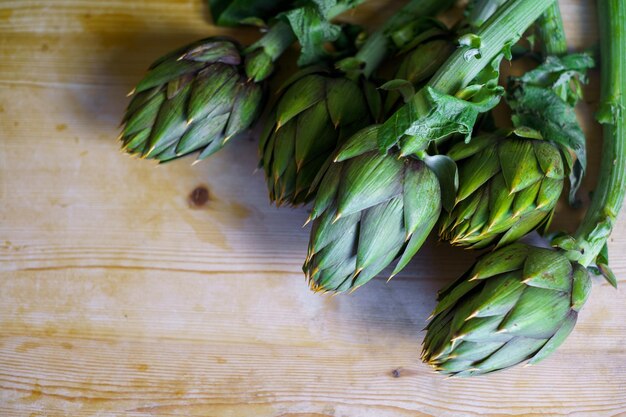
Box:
[1, 1, 625, 416]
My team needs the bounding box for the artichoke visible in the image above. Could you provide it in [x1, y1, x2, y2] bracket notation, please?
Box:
[383, 22, 455, 114]
[303, 126, 441, 293]
[259, 68, 379, 205]
[439, 131, 565, 249]
[120, 38, 265, 162]
[422, 243, 591, 377]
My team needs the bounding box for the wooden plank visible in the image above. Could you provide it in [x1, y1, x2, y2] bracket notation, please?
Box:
[1, 0, 626, 416]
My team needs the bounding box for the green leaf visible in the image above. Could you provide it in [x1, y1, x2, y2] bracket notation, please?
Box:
[522, 247, 573, 292]
[528, 311, 577, 365]
[459, 316, 513, 344]
[432, 276, 480, 317]
[136, 60, 206, 93]
[182, 41, 242, 64]
[498, 286, 571, 338]
[513, 53, 594, 106]
[176, 112, 229, 155]
[208, 0, 291, 26]
[379, 79, 416, 103]
[447, 133, 497, 161]
[356, 197, 405, 270]
[472, 272, 525, 318]
[468, 337, 546, 375]
[449, 341, 504, 363]
[379, 86, 501, 155]
[225, 81, 263, 138]
[571, 263, 592, 310]
[276, 74, 326, 126]
[325, 77, 368, 126]
[144, 83, 192, 157]
[456, 145, 500, 201]
[595, 243, 618, 288]
[123, 90, 166, 137]
[423, 155, 457, 212]
[498, 138, 543, 193]
[335, 125, 380, 162]
[336, 152, 404, 217]
[281, 0, 356, 66]
[188, 65, 238, 122]
[472, 243, 529, 280]
[508, 81, 587, 204]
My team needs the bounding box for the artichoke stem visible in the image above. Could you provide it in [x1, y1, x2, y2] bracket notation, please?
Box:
[429, 0, 557, 95]
[536, 2, 567, 56]
[574, 0, 626, 267]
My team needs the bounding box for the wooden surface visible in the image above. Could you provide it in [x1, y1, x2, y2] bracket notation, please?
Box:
[1, 1, 626, 416]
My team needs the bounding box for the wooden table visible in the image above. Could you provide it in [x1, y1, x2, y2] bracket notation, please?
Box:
[1, 1, 625, 416]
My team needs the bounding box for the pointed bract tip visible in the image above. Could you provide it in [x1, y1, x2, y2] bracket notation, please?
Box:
[186, 118, 194, 126]
[451, 333, 465, 342]
[332, 212, 342, 223]
[464, 310, 479, 321]
[142, 145, 157, 159]
[348, 285, 361, 294]
[352, 267, 363, 279]
[126, 88, 136, 97]
[191, 158, 202, 166]
[468, 274, 479, 281]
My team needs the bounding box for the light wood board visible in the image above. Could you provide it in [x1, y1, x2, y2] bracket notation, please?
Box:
[1, 0, 626, 416]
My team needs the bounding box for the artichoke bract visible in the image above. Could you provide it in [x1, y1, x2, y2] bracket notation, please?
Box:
[121, 38, 263, 162]
[422, 243, 591, 377]
[259, 69, 378, 205]
[303, 126, 441, 293]
[439, 131, 565, 249]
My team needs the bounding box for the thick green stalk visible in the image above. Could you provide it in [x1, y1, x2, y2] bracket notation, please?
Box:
[537, 2, 567, 56]
[353, 0, 457, 78]
[574, 0, 626, 267]
[428, 0, 556, 94]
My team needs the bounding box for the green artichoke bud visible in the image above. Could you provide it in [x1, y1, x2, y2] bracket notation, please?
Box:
[120, 38, 264, 162]
[383, 23, 455, 114]
[304, 126, 441, 292]
[259, 69, 379, 206]
[422, 243, 591, 377]
[439, 131, 565, 249]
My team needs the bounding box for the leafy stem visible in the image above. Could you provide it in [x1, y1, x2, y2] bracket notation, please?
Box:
[536, 2, 567, 56]
[428, 0, 556, 94]
[574, 0, 626, 268]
